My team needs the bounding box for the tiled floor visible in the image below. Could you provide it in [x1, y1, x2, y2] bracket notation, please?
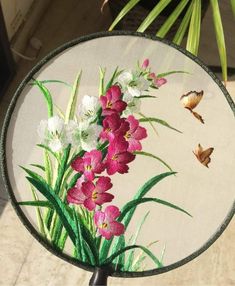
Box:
[0, 0, 234, 285]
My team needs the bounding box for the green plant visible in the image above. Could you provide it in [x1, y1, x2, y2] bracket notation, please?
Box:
[107, 0, 235, 82]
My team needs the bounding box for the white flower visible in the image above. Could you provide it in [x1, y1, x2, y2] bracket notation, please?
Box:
[37, 116, 67, 152]
[47, 116, 64, 134]
[118, 70, 150, 98]
[66, 120, 101, 152]
[123, 96, 141, 116]
[118, 71, 133, 87]
[79, 121, 102, 151]
[78, 95, 99, 121]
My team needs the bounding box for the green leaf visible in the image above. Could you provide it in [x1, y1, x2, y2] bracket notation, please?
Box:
[139, 116, 182, 133]
[18, 200, 53, 208]
[186, 0, 201, 55]
[122, 172, 176, 228]
[156, 0, 190, 38]
[113, 235, 126, 271]
[210, 0, 227, 82]
[134, 151, 173, 172]
[73, 208, 90, 263]
[44, 150, 52, 186]
[57, 228, 68, 251]
[25, 176, 77, 245]
[100, 172, 175, 260]
[65, 71, 82, 123]
[105, 67, 120, 92]
[30, 79, 72, 89]
[54, 144, 71, 195]
[137, 0, 173, 32]
[55, 104, 65, 119]
[30, 186, 51, 240]
[173, 1, 194, 45]
[102, 245, 163, 268]
[135, 95, 156, 99]
[37, 144, 59, 161]
[231, 0, 235, 18]
[30, 164, 45, 172]
[99, 67, 106, 96]
[109, 0, 141, 31]
[157, 70, 189, 78]
[33, 79, 53, 117]
[125, 211, 150, 271]
[119, 197, 192, 221]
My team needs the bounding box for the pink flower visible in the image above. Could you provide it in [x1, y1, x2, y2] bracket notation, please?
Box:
[100, 113, 129, 142]
[94, 205, 125, 240]
[82, 177, 114, 211]
[71, 150, 105, 181]
[124, 115, 147, 152]
[100, 85, 127, 116]
[67, 186, 86, 205]
[148, 72, 167, 87]
[141, 59, 149, 69]
[106, 137, 135, 175]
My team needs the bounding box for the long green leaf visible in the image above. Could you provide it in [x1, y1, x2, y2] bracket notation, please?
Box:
[134, 150, 173, 171]
[44, 150, 52, 186]
[33, 79, 53, 117]
[210, 0, 227, 82]
[119, 197, 192, 221]
[99, 67, 106, 96]
[30, 80, 72, 89]
[125, 211, 150, 271]
[139, 117, 182, 133]
[25, 176, 77, 245]
[102, 245, 163, 268]
[231, 0, 235, 18]
[65, 71, 82, 123]
[157, 70, 189, 78]
[122, 172, 176, 228]
[113, 235, 126, 271]
[173, 1, 194, 45]
[100, 172, 175, 260]
[157, 0, 190, 38]
[54, 144, 71, 194]
[186, 0, 201, 55]
[137, 0, 173, 32]
[105, 67, 120, 92]
[109, 0, 141, 31]
[30, 164, 45, 172]
[18, 200, 53, 208]
[37, 144, 59, 161]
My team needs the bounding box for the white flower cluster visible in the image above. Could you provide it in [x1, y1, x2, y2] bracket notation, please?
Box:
[117, 69, 150, 116]
[38, 95, 101, 152]
[37, 64, 153, 153]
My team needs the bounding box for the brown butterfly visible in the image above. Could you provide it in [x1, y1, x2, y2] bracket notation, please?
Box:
[193, 144, 214, 168]
[180, 90, 204, 124]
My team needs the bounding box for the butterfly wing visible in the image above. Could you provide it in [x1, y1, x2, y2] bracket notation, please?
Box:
[180, 90, 204, 110]
[198, 147, 214, 167]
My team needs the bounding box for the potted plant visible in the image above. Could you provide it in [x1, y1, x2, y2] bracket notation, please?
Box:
[104, 0, 235, 83]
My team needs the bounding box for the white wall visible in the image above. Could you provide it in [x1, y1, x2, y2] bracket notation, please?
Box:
[1, 0, 34, 40]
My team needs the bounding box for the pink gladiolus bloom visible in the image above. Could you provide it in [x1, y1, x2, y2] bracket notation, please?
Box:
[94, 205, 125, 240]
[82, 177, 114, 211]
[100, 113, 129, 142]
[71, 150, 105, 181]
[106, 137, 135, 175]
[148, 72, 167, 87]
[141, 58, 149, 69]
[100, 85, 127, 116]
[125, 115, 147, 152]
[67, 186, 86, 205]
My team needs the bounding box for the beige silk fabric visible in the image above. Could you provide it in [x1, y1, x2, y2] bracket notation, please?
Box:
[5, 35, 235, 271]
